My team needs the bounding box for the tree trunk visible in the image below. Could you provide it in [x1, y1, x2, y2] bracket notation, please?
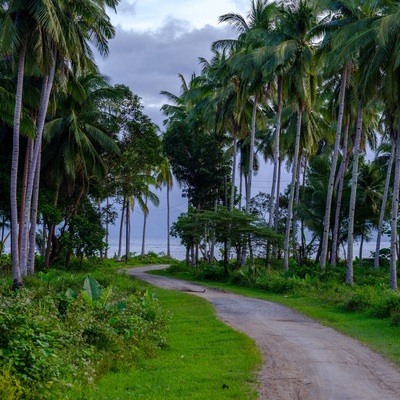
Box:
[11, 39, 28, 289]
[283, 107, 303, 271]
[268, 75, 283, 267]
[20, 55, 56, 275]
[347, 99, 363, 284]
[105, 197, 109, 259]
[331, 121, 350, 265]
[45, 187, 59, 267]
[167, 182, 171, 257]
[125, 199, 130, 263]
[320, 64, 348, 268]
[117, 198, 125, 261]
[27, 154, 41, 275]
[230, 122, 238, 211]
[19, 139, 33, 255]
[246, 95, 257, 214]
[292, 153, 302, 260]
[375, 142, 394, 269]
[390, 130, 400, 290]
[141, 198, 148, 256]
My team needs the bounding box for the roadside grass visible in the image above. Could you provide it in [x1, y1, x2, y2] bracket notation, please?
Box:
[95, 285, 261, 399]
[151, 268, 400, 367]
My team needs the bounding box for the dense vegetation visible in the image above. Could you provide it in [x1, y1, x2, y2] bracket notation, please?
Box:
[161, 0, 400, 291]
[0, 261, 169, 399]
[160, 259, 400, 365]
[2, 0, 400, 397]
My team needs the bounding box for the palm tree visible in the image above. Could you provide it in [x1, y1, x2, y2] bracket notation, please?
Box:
[373, 136, 394, 269]
[1, 0, 118, 285]
[156, 158, 174, 257]
[274, 0, 319, 271]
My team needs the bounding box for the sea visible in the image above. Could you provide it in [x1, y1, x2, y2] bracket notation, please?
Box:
[2, 235, 392, 263]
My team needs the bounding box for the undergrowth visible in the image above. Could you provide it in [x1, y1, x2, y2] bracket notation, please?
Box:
[0, 266, 168, 399]
[165, 260, 400, 326]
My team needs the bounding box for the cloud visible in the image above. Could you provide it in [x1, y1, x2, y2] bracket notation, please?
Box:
[96, 20, 234, 127]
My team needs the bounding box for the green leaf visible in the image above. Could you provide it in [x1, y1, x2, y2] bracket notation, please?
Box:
[82, 276, 103, 302]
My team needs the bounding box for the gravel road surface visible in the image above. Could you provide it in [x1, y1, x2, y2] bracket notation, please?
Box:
[127, 265, 400, 400]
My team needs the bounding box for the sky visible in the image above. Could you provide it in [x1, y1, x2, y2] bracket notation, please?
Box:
[95, 0, 276, 250]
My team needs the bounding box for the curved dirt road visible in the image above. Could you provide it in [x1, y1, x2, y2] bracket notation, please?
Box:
[127, 265, 400, 400]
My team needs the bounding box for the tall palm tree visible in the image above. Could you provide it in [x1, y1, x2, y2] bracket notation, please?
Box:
[274, 0, 319, 271]
[156, 157, 174, 256]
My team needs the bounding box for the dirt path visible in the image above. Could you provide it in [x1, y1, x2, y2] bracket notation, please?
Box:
[127, 265, 400, 400]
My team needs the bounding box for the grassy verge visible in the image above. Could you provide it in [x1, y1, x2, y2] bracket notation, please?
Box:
[95, 284, 261, 399]
[151, 268, 400, 367]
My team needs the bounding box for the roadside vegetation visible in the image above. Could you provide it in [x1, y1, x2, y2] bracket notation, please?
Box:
[0, 256, 260, 399]
[156, 259, 400, 366]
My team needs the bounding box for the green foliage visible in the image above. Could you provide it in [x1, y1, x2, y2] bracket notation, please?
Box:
[0, 366, 23, 400]
[0, 269, 168, 399]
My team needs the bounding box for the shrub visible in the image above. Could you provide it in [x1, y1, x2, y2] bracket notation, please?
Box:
[370, 290, 400, 319]
[0, 270, 169, 399]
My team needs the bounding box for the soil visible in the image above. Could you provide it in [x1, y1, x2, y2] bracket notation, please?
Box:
[127, 265, 400, 400]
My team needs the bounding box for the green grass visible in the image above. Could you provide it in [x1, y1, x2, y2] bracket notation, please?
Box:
[151, 269, 400, 367]
[95, 285, 261, 399]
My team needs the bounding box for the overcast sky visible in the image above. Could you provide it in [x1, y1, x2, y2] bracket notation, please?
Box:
[96, 0, 249, 127]
[96, 0, 277, 251]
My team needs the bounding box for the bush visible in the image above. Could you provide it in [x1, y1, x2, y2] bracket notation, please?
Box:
[0, 270, 169, 399]
[370, 290, 400, 319]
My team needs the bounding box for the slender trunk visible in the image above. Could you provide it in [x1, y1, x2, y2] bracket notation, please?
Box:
[230, 122, 238, 212]
[105, 197, 109, 259]
[331, 121, 350, 265]
[292, 153, 302, 260]
[117, 199, 125, 261]
[11, 39, 27, 289]
[347, 99, 363, 284]
[246, 95, 257, 214]
[141, 199, 148, 256]
[27, 154, 41, 275]
[390, 129, 400, 290]
[321, 64, 348, 268]
[268, 76, 283, 268]
[45, 187, 59, 267]
[167, 183, 171, 257]
[272, 157, 282, 259]
[375, 143, 394, 269]
[269, 75, 283, 230]
[125, 199, 130, 263]
[239, 166, 243, 210]
[359, 231, 364, 264]
[19, 139, 33, 254]
[283, 107, 303, 271]
[21, 56, 56, 275]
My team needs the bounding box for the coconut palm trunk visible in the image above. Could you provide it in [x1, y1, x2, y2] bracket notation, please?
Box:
[11, 40, 28, 289]
[284, 106, 303, 271]
[374, 143, 394, 269]
[141, 198, 148, 256]
[19, 139, 33, 254]
[320, 64, 349, 268]
[269, 75, 283, 230]
[390, 129, 400, 290]
[20, 54, 56, 276]
[246, 95, 258, 214]
[166, 182, 171, 257]
[117, 198, 125, 262]
[230, 122, 238, 212]
[346, 99, 363, 284]
[331, 121, 350, 265]
[27, 151, 41, 275]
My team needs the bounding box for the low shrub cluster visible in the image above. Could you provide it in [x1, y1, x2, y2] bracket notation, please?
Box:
[168, 261, 400, 326]
[0, 269, 168, 399]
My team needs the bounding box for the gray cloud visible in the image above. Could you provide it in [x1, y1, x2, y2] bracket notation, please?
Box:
[96, 20, 234, 128]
